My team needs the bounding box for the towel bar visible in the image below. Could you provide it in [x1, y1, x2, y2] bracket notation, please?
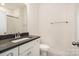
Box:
[51, 21, 68, 24]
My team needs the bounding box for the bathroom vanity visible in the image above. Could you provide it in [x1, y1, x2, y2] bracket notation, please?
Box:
[0, 33, 40, 56]
[0, 4, 40, 56]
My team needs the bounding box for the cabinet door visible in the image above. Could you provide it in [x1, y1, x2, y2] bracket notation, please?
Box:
[0, 11, 7, 35]
[32, 39, 40, 56]
[20, 48, 33, 56]
[0, 47, 18, 56]
[19, 39, 40, 56]
[19, 40, 34, 55]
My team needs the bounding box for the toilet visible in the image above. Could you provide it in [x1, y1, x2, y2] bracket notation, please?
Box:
[40, 44, 50, 56]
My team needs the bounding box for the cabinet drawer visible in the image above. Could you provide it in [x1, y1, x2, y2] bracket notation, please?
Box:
[0, 47, 18, 56]
[19, 40, 34, 54]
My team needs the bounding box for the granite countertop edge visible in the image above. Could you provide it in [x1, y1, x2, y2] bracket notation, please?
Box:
[0, 35, 40, 54]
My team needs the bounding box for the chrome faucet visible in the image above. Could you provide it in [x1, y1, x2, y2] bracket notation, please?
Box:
[15, 32, 20, 39]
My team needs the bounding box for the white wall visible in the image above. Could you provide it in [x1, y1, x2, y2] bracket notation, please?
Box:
[26, 3, 78, 55]
[76, 4, 79, 41]
[39, 3, 76, 55]
[27, 4, 39, 35]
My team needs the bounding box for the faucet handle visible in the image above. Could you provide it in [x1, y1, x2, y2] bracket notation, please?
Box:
[14, 32, 21, 39]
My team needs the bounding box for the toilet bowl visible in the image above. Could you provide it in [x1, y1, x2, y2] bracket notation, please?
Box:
[40, 44, 50, 56]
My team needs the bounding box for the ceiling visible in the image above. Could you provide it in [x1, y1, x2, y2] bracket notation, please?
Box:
[0, 3, 26, 10]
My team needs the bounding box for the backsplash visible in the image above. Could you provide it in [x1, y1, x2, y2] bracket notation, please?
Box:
[20, 32, 29, 37]
[0, 32, 29, 40]
[0, 34, 15, 40]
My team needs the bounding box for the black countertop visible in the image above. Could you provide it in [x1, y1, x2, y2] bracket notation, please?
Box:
[0, 35, 40, 54]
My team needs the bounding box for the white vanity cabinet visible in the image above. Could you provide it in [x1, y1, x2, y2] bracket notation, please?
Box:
[0, 47, 18, 56]
[32, 39, 40, 56]
[19, 40, 34, 56]
[19, 39, 40, 56]
[0, 38, 40, 56]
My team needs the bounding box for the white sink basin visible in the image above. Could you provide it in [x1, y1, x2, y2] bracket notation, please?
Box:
[11, 38, 30, 43]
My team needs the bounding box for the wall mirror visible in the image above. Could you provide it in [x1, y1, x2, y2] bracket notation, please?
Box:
[0, 3, 27, 35]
